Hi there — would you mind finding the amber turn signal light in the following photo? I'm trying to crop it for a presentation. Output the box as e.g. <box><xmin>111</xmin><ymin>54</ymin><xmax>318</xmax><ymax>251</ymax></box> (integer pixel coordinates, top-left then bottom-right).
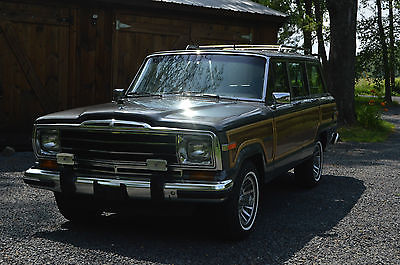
<box><xmin>39</xmin><ymin>159</ymin><xmax>58</xmax><ymax>170</ymax></box>
<box><xmin>187</xmin><ymin>170</ymin><xmax>216</xmax><ymax>181</ymax></box>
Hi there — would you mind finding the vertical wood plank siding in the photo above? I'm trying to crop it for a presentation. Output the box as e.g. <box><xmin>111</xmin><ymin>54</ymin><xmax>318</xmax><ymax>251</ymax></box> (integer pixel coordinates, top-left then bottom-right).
<box><xmin>0</xmin><ymin>1</ymin><xmax>279</xmax><ymax>133</ymax></box>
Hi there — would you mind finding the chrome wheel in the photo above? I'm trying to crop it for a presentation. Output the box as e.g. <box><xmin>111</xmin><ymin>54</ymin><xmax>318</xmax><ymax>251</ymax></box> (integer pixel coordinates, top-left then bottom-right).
<box><xmin>295</xmin><ymin>140</ymin><xmax>324</xmax><ymax>188</ymax></box>
<box><xmin>238</xmin><ymin>171</ymin><xmax>259</xmax><ymax>231</ymax></box>
<box><xmin>312</xmin><ymin>141</ymin><xmax>323</xmax><ymax>182</ymax></box>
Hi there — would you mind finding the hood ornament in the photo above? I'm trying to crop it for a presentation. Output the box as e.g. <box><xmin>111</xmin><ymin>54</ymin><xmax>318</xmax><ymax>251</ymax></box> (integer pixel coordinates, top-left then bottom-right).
<box><xmin>81</xmin><ymin>119</ymin><xmax>151</xmax><ymax>129</ymax></box>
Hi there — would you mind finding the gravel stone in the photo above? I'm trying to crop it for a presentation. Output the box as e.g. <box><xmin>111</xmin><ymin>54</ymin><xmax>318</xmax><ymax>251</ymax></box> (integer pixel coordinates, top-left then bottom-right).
<box><xmin>1</xmin><ymin>107</ymin><xmax>399</xmax><ymax>264</ymax></box>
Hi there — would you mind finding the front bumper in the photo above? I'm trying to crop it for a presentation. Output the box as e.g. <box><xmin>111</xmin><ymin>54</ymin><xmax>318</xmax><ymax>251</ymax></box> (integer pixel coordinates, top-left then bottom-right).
<box><xmin>24</xmin><ymin>168</ymin><xmax>233</xmax><ymax>202</ymax></box>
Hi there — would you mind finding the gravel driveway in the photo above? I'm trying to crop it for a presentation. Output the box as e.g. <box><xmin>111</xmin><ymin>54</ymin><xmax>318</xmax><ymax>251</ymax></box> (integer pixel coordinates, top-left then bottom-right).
<box><xmin>1</xmin><ymin>108</ymin><xmax>399</xmax><ymax>265</ymax></box>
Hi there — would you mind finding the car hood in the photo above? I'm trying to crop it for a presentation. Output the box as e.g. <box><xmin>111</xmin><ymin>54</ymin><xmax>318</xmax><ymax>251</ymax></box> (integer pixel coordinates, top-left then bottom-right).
<box><xmin>36</xmin><ymin>96</ymin><xmax>269</xmax><ymax>131</ymax></box>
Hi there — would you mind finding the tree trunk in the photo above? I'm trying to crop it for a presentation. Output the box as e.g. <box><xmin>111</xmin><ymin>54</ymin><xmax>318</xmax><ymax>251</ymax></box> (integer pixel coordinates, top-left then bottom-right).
<box><xmin>326</xmin><ymin>0</ymin><xmax>358</xmax><ymax>126</ymax></box>
<box><xmin>388</xmin><ymin>0</ymin><xmax>395</xmax><ymax>103</ymax></box>
<box><xmin>303</xmin><ymin>0</ymin><xmax>313</xmax><ymax>54</ymax></box>
<box><xmin>376</xmin><ymin>0</ymin><xmax>391</xmax><ymax>103</ymax></box>
<box><xmin>295</xmin><ymin>0</ymin><xmax>312</xmax><ymax>54</ymax></box>
<box><xmin>314</xmin><ymin>0</ymin><xmax>328</xmax><ymax>69</ymax></box>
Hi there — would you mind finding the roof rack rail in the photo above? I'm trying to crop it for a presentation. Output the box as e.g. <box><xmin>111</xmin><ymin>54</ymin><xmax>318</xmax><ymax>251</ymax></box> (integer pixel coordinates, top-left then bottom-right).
<box><xmin>185</xmin><ymin>44</ymin><xmax>309</xmax><ymax>54</ymax></box>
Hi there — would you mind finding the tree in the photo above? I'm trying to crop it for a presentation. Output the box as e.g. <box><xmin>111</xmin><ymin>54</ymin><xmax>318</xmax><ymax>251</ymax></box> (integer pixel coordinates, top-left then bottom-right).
<box><xmin>253</xmin><ymin>0</ymin><xmax>317</xmax><ymax>50</ymax></box>
<box><xmin>388</xmin><ymin>0</ymin><xmax>395</xmax><ymax>102</ymax></box>
<box><xmin>326</xmin><ymin>0</ymin><xmax>358</xmax><ymax>125</ymax></box>
<box><xmin>313</xmin><ymin>0</ymin><xmax>328</xmax><ymax>69</ymax></box>
<box><xmin>295</xmin><ymin>0</ymin><xmax>314</xmax><ymax>54</ymax></box>
<box><xmin>254</xmin><ymin>0</ymin><xmax>359</xmax><ymax>125</ymax></box>
<box><xmin>357</xmin><ymin>0</ymin><xmax>399</xmax><ymax>94</ymax></box>
<box><xmin>377</xmin><ymin>0</ymin><xmax>392</xmax><ymax>103</ymax></box>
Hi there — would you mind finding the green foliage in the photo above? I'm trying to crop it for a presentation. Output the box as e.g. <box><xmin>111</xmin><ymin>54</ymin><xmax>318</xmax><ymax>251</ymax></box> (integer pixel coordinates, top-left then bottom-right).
<box><xmin>356</xmin><ymin>101</ymin><xmax>383</xmax><ymax>128</ymax></box>
<box><xmin>355</xmin><ymin>78</ymin><xmax>400</xmax><ymax>97</ymax></box>
<box><xmin>355</xmin><ymin>78</ymin><xmax>383</xmax><ymax>96</ymax></box>
<box><xmin>251</xmin><ymin>0</ymin><xmax>326</xmax><ymax>45</ymax></box>
<box><xmin>339</xmin><ymin>96</ymin><xmax>395</xmax><ymax>142</ymax></box>
<box><xmin>394</xmin><ymin>77</ymin><xmax>400</xmax><ymax>94</ymax></box>
<box><xmin>356</xmin><ymin>0</ymin><xmax>400</xmax><ymax>81</ymax></box>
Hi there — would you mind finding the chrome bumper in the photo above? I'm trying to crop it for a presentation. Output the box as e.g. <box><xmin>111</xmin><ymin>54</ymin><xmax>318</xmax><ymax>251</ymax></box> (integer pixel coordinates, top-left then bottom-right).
<box><xmin>24</xmin><ymin>168</ymin><xmax>233</xmax><ymax>202</ymax></box>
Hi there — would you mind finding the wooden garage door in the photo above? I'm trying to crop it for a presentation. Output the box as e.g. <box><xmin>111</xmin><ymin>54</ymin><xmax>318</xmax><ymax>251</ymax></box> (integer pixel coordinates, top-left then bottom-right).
<box><xmin>190</xmin><ymin>22</ymin><xmax>253</xmax><ymax>45</ymax></box>
<box><xmin>0</xmin><ymin>2</ymin><xmax>71</xmax><ymax>131</ymax></box>
<box><xmin>112</xmin><ymin>13</ymin><xmax>190</xmax><ymax>90</ymax></box>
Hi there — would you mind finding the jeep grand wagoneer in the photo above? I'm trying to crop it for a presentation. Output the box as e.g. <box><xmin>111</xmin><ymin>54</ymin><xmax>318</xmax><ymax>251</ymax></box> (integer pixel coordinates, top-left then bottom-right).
<box><xmin>24</xmin><ymin>45</ymin><xmax>338</xmax><ymax>239</ymax></box>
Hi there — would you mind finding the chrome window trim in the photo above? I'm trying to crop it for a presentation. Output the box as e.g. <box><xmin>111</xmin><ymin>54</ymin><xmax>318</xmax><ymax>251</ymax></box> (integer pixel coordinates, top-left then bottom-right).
<box><xmin>33</xmin><ymin>122</ymin><xmax>223</xmax><ymax>171</ymax></box>
<box><xmin>126</xmin><ymin>51</ymin><xmax>270</xmax><ymax>103</ymax></box>
<box><xmin>263</xmin><ymin>57</ymin><xmax>270</xmax><ymax>103</ymax></box>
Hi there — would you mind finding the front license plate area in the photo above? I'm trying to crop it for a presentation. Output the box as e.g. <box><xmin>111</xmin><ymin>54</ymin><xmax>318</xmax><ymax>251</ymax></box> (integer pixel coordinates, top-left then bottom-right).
<box><xmin>94</xmin><ymin>182</ymin><xmax>125</xmax><ymax>200</ymax></box>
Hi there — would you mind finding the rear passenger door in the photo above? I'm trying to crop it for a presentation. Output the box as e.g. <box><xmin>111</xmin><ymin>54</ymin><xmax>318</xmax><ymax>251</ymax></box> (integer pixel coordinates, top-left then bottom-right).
<box><xmin>287</xmin><ymin>61</ymin><xmax>319</xmax><ymax>148</ymax></box>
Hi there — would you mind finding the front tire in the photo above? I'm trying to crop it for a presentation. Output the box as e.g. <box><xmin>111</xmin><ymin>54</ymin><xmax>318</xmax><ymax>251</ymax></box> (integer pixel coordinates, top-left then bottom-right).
<box><xmin>221</xmin><ymin>162</ymin><xmax>260</xmax><ymax>240</ymax></box>
<box><xmin>295</xmin><ymin>140</ymin><xmax>324</xmax><ymax>187</ymax></box>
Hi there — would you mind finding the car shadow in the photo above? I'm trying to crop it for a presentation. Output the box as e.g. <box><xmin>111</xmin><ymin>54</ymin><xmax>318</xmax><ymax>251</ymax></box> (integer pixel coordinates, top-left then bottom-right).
<box><xmin>35</xmin><ymin>173</ymin><xmax>365</xmax><ymax>264</ymax></box>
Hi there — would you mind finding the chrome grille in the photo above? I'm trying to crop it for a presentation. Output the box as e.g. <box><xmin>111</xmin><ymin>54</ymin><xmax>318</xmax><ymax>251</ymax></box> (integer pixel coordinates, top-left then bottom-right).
<box><xmin>74</xmin><ymin>162</ymin><xmax>182</xmax><ymax>180</ymax></box>
<box><xmin>60</xmin><ymin>129</ymin><xmax>178</xmax><ymax>165</ymax></box>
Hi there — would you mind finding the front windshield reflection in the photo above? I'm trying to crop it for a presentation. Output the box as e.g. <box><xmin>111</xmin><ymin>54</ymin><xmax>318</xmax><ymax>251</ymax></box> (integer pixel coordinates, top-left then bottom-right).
<box><xmin>128</xmin><ymin>54</ymin><xmax>266</xmax><ymax>100</ymax></box>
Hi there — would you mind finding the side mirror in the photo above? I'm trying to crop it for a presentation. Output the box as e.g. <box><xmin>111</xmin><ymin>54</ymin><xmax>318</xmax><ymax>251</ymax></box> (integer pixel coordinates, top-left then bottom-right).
<box><xmin>112</xmin><ymin>88</ymin><xmax>125</xmax><ymax>102</ymax></box>
<box><xmin>272</xmin><ymin>92</ymin><xmax>291</xmax><ymax>105</ymax></box>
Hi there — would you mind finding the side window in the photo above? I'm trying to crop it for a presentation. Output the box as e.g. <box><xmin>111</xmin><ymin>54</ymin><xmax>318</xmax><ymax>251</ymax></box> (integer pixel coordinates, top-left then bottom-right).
<box><xmin>288</xmin><ymin>62</ymin><xmax>308</xmax><ymax>99</ymax></box>
<box><xmin>307</xmin><ymin>63</ymin><xmax>325</xmax><ymax>95</ymax></box>
<box><xmin>267</xmin><ymin>61</ymin><xmax>290</xmax><ymax>102</ymax></box>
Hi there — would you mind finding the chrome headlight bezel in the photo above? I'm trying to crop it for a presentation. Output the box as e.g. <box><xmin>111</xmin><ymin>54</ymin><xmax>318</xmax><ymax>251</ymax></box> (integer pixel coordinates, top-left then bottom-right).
<box><xmin>33</xmin><ymin>127</ymin><xmax>61</xmax><ymax>157</ymax></box>
<box><xmin>177</xmin><ymin>133</ymin><xmax>216</xmax><ymax>167</ymax></box>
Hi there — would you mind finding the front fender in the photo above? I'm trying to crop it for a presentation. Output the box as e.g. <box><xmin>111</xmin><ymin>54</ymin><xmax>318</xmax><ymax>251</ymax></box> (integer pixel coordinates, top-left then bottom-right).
<box><xmin>225</xmin><ymin>142</ymin><xmax>267</xmax><ymax>185</ymax></box>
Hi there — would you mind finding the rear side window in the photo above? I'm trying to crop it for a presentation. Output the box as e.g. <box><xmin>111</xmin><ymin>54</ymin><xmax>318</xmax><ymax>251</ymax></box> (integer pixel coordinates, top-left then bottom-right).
<box><xmin>288</xmin><ymin>62</ymin><xmax>308</xmax><ymax>99</ymax></box>
<box><xmin>267</xmin><ymin>61</ymin><xmax>290</xmax><ymax>101</ymax></box>
<box><xmin>307</xmin><ymin>63</ymin><xmax>325</xmax><ymax>95</ymax></box>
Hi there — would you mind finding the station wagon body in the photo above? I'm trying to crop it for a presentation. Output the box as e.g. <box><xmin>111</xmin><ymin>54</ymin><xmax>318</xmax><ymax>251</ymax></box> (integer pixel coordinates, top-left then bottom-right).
<box><xmin>24</xmin><ymin>45</ymin><xmax>338</xmax><ymax>239</ymax></box>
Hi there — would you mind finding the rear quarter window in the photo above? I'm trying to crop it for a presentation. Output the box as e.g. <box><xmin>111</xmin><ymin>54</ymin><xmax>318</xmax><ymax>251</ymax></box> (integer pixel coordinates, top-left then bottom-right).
<box><xmin>307</xmin><ymin>63</ymin><xmax>326</xmax><ymax>95</ymax></box>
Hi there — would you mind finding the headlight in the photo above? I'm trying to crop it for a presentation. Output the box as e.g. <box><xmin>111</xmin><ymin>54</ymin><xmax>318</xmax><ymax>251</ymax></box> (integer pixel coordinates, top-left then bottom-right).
<box><xmin>35</xmin><ymin>128</ymin><xmax>60</xmax><ymax>156</ymax></box>
<box><xmin>177</xmin><ymin>134</ymin><xmax>214</xmax><ymax>166</ymax></box>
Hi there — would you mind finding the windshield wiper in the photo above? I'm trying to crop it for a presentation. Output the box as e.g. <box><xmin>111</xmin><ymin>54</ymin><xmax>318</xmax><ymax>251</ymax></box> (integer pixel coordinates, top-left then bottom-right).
<box><xmin>198</xmin><ymin>93</ymin><xmax>220</xmax><ymax>100</ymax></box>
<box><xmin>163</xmin><ymin>91</ymin><xmax>203</xmax><ymax>97</ymax></box>
<box><xmin>166</xmin><ymin>91</ymin><xmax>222</xmax><ymax>100</ymax></box>
<box><xmin>126</xmin><ymin>92</ymin><xmax>162</xmax><ymax>98</ymax></box>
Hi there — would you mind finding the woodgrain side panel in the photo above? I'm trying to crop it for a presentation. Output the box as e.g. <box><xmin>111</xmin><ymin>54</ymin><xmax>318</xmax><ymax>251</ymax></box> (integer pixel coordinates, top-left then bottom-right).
<box><xmin>226</xmin><ymin>119</ymin><xmax>274</xmax><ymax>168</ymax></box>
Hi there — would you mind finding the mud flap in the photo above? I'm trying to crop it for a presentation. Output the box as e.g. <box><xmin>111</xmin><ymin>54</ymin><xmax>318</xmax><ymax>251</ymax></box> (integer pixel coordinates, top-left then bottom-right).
<box><xmin>59</xmin><ymin>165</ymin><xmax>76</xmax><ymax>194</ymax></box>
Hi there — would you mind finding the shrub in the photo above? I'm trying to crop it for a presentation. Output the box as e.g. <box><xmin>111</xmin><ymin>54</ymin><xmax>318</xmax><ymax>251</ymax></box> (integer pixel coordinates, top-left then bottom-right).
<box><xmin>355</xmin><ymin>78</ymin><xmax>399</xmax><ymax>97</ymax></box>
<box><xmin>356</xmin><ymin>103</ymin><xmax>383</xmax><ymax>129</ymax></box>
<box><xmin>339</xmin><ymin>96</ymin><xmax>395</xmax><ymax>142</ymax></box>
<box><xmin>394</xmin><ymin>77</ymin><xmax>400</xmax><ymax>95</ymax></box>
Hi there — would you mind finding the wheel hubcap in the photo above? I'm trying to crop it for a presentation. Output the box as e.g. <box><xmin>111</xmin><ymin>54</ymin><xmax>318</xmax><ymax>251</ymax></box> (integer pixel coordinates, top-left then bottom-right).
<box><xmin>312</xmin><ymin>142</ymin><xmax>323</xmax><ymax>182</ymax></box>
<box><xmin>238</xmin><ymin>171</ymin><xmax>259</xmax><ymax>230</ymax></box>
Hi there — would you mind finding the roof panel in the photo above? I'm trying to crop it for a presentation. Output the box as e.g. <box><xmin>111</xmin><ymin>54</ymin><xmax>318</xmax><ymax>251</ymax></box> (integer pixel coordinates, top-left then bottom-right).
<box><xmin>152</xmin><ymin>0</ymin><xmax>287</xmax><ymax>17</ymax></box>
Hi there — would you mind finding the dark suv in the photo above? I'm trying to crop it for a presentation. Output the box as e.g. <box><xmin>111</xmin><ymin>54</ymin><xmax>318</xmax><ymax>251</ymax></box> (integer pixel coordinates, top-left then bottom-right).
<box><xmin>24</xmin><ymin>45</ymin><xmax>338</xmax><ymax>239</ymax></box>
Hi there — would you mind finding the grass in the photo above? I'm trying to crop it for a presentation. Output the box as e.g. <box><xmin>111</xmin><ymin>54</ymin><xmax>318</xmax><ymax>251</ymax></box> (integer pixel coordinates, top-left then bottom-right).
<box><xmin>339</xmin><ymin>121</ymin><xmax>394</xmax><ymax>142</ymax></box>
<box><xmin>355</xmin><ymin>77</ymin><xmax>400</xmax><ymax>97</ymax></box>
<box><xmin>338</xmin><ymin>96</ymin><xmax>395</xmax><ymax>143</ymax></box>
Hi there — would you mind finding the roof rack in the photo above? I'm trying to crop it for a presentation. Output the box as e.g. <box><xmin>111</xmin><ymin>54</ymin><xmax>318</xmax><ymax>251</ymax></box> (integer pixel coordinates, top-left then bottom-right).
<box><xmin>186</xmin><ymin>44</ymin><xmax>309</xmax><ymax>54</ymax></box>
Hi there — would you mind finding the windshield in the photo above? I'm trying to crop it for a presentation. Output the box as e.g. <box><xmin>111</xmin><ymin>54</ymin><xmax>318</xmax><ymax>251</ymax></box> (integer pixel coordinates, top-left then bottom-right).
<box><xmin>127</xmin><ymin>54</ymin><xmax>266</xmax><ymax>100</ymax></box>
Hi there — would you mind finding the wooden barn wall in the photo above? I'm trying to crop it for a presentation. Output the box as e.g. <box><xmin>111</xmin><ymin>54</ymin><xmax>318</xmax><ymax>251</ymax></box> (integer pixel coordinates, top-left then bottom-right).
<box><xmin>0</xmin><ymin>1</ymin><xmax>71</xmax><ymax>132</ymax></box>
<box><xmin>0</xmin><ymin>1</ymin><xmax>279</xmax><ymax>134</ymax></box>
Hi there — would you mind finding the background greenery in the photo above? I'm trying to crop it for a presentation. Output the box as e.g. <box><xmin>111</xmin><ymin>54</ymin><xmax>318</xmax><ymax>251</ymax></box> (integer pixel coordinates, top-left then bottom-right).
<box><xmin>339</xmin><ymin>96</ymin><xmax>396</xmax><ymax>142</ymax></box>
